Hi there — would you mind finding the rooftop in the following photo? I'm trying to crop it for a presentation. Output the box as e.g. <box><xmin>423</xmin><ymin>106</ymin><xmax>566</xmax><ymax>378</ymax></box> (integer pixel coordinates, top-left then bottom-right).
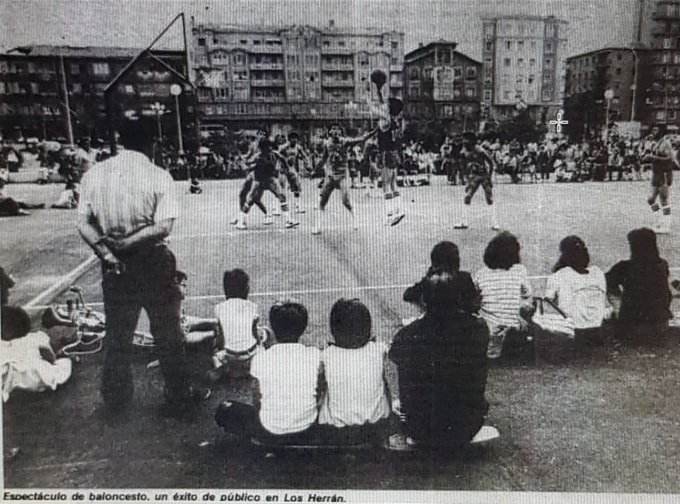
<box><xmin>3</xmin><ymin>45</ymin><xmax>181</xmax><ymax>59</ymax></box>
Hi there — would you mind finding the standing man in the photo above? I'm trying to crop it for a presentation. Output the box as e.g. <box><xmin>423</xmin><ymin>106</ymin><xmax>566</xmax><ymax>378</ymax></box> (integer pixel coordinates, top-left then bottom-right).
<box><xmin>78</xmin><ymin>142</ymin><xmax>209</xmax><ymax>415</ymax></box>
<box><xmin>454</xmin><ymin>132</ymin><xmax>499</xmax><ymax>231</ymax></box>
<box><xmin>643</xmin><ymin>125</ymin><xmax>677</xmax><ymax>234</ymax></box>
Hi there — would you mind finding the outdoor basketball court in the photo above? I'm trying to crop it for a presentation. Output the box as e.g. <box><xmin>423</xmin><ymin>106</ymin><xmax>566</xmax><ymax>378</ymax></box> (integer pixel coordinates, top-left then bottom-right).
<box><xmin>4</xmin><ymin>175</ymin><xmax>680</xmax><ymax>491</ymax></box>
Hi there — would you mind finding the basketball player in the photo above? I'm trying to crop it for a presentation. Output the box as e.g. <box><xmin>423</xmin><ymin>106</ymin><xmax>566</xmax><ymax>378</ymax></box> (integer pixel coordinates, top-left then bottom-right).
<box><xmin>643</xmin><ymin>125</ymin><xmax>677</xmax><ymax>234</ymax></box>
<box><xmin>311</xmin><ymin>124</ymin><xmax>375</xmax><ymax>235</ymax></box>
<box><xmin>454</xmin><ymin>132</ymin><xmax>499</xmax><ymax>231</ymax></box>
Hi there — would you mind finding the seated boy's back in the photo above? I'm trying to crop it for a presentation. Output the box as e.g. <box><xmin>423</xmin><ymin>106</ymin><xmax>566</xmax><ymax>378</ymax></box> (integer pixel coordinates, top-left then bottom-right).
<box><xmin>319</xmin><ymin>299</ymin><xmax>390</xmax><ymax>428</ymax></box>
<box><xmin>215</xmin><ymin>297</ymin><xmax>259</xmax><ymax>353</ymax></box>
<box><xmin>250</xmin><ymin>342</ymin><xmax>321</xmax><ymax>435</ymax></box>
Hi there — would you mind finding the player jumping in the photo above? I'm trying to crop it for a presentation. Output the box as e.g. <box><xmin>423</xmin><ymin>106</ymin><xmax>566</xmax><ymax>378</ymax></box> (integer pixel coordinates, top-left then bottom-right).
<box><xmin>367</xmin><ymin>69</ymin><xmax>405</xmax><ymax>227</ymax></box>
<box><xmin>234</xmin><ymin>138</ymin><xmax>299</xmax><ymax>230</ymax></box>
<box><xmin>454</xmin><ymin>132</ymin><xmax>500</xmax><ymax>231</ymax></box>
<box><xmin>312</xmin><ymin>124</ymin><xmax>375</xmax><ymax>235</ymax></box>
<box><xmin>642</xmin><ymin>125</ymin><xmax>677</xmax><ymax>234</ymax></box>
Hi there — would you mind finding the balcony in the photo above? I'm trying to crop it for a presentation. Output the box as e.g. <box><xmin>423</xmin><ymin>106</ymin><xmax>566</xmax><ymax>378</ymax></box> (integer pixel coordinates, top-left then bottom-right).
<box><xmin>249</xmin><ymin>44</ymin><xmax>284</xmax><ymax>54</ymax></box>
<box><xmin>249</xmin><ymin>62</ymin><xmax>284</xmax><ymax>70</ymax></box>
<box><xmin>321</xmin><ymin>63</ymin><xmax>354</xmax><ymax>71</ymax></box>
<box><xmin>250</xmin><ymin>79</ymin><xmax>285</xmax><ymax>87</ymax></box>
<box><xmin>321</xmin><ymin>80</ymin><xmax>354</xmax><ymax>87</ymax></box>
<box><xmin>321</xmin><ymin>46</ymin><xmax>354</xmax><ymax>55</ymax></box>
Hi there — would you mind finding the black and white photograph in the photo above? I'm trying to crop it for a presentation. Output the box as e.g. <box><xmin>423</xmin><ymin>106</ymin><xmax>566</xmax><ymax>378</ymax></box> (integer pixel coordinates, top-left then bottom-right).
<box><xmin>1</xmin><ymin>0</ymin><xmax>680</xmax><ymax>501</ymax></box>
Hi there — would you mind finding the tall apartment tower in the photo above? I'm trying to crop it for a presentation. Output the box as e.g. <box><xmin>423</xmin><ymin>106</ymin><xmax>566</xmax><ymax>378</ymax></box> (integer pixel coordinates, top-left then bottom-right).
<box><xmin>481</xmin><ymin>15</ymin><xmax>567</xmax><ymax>122</ymax></box>
<box><xmin>635</xmin><ymin>0</ymin><xmax>680</xmax><ymax>126</ymax></box>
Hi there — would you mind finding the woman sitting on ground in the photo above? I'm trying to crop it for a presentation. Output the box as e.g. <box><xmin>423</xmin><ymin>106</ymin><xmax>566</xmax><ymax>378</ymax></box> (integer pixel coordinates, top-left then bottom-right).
<box><xmin>545</xmin><ymin>236</ymin><xmax>608</xmax><ymax>344</ymax></box>
<box><xmin>388</xmin><ymin>256</ymin><xmax>491</xmax><ymax>451</ymax></box>
<box><xmin>605</xmin><ymin>228</ymin><xmax>672</xmax><ymax>343</ymax></box>
<box><xmin>474</xmin><ymin>232</ymin><xmax>533</xmax><ymax>360</ymax></box>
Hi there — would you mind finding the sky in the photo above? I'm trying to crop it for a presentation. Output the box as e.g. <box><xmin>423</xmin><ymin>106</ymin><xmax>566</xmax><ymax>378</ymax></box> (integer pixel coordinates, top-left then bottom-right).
<box><xmin>1</xmin><ymin>0</ymin><xmax>639</xmax><ymax>59</ymax></box>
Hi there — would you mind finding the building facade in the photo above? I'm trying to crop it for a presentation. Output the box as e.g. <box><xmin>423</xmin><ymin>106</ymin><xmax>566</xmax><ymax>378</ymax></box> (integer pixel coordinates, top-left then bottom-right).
<box><xmin>564</xmin><ymin>48</ymin><xmax>640</xmax><ymax>139</ymax></box>
<box><xmin>402</xmin><ymin>41</ymin><xmax>482</xmax><ymax>132</ymax></box>
<box><xmin>190</xmin><ymin>20</ymin><xmax>404</xmax><ymax>133</ymax></box>
<box><xmin>481</xmin><ymin>16</ymin><xmax>567</xmax><ymax>122</ymax></box>
<box><xmin>0</xmin><ymin>45</ymin><xmax>192</xmax><ymax>145</ymax></box>
<box><xmin>635</xmin><ymin>0</ymin><xmax>680</xmax><ymax>128</ymax></box>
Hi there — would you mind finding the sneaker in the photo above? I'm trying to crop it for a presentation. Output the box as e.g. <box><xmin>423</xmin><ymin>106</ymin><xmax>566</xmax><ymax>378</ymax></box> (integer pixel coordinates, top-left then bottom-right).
<box><xmin>264</xmin><ymin>215</ymin><xmax>273</xmax><ymax>225</ymax></box>
<box><xmin>385</xmin><ymin>433</ymin><xmax>417</xmax><ymax>452</ymax></box>
<box><xmin>272</xmin><ymin>209</ymin><xmax>281</xmax><ymax>216</ymax></box>
<box><xmin>285</xmin><ymin>221</ymin><xmax>299</xmax><ymax>229</ymax></box>
<box><xmin>453</xmin><ymin>223</ymin><xmax>469</xmax><ymax>229</ymax></box>
<box><xmin>229</xmin><ymin>217</ymin><xmax>238</xmax><ymax>226</ymax></box>
<box><xmin>311</xmin><ymin>227</ymin><xmax>321</xmax><ymax>235</ymax></box>
<box><xmin>235</xmin><ymin>222</ymin><xmax>247</xmax><ymax>230</ymax></box>
<box><xmin>390</xmin><ymin>212</ymin><xmax>405</xmax><ymax>226</ymax></box>
<box><xmin>295</xmin><ymin>207</ymin><xmax>306</xmax><ymax>214</ymax></box>
<box><xmin>17</xmin><ymin>209</ymin><xmax>30</xmax><ymax>216</ymax></box>
<box><xmin>471</xmin><ymin>426</ymin><xmax>500</xmax><ymax>445</ymax></box>
<box><xmin>653</xmin><ymin>224</ymin><xmax>669</xmax><ymax>235</ymax></box>
<box><xmin>491</xmin><ymin>224</ymin><xmax>501</xmax><ymax>231</ymax></box>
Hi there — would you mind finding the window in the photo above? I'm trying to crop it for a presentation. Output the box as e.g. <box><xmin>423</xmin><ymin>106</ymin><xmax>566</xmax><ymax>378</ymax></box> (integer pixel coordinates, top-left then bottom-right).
<box><xmin>518</xmin><ymin>58</ymin><xmax>524</xmax><ymax>67</ymax></box>
<box><xmin>409</xmin><ymin>66</ymin><xmax>420</xmax><ymax>80</ymax></box>
<box><xmin>424</xmin><ymin>67</ymin><xmax>433</xmax><ymax>80</ymax></box>
<box><xmin>518</xmin><ymin>41</ymin><xmax>524</xmax><ymax>50</ymax></box>
<box><xmin>70</xmin><ymin>63</ymin><xmax>80</xmax><ymax>75</ymax></box>
<box><xmin>530</xmin><ymin>58</ymin><xmax>536</xmax><ymax>67</ymax></box>
<box><xmin>124</xmin><ymin>84</ymin><xmax>134</xmax><ymax>94</ymax></box>
<box><xmin>253</xmin><ymin>40</ymin><xmax>261</xmax><ymax>45</ymax></box>
<box><xmin>483</xmin><ymin>89</ymin><xmax>492</xmax><ymax>101</ymax></box>
<box><xmin>454</xmin><ymin>87</ymin><xmax>462</xmax><ymax>98</ymax></box>
<box><xmin>453</xmin><ymin>66</ymin><xmax>462</xmax><ymax>79</ymax></box>
<box><xmin>531</xmin><ymin>40</ymin><xmax>537</xmax><ymax>49</ymax></box>
<box><xmin>546</xmin><ymin>42</ymin><xmax>553</xmax><ymax>52</ymax></box>
<box><xmin>71</xmin><ymin>83</ymin><xmax>82</xmax><ymax>94</ymax></box>
<box><xmin>465</xmin><ymin>87</ymin><xmax>475</xmax><ymax>98</ymax></box>
<box><xmin>391</xmin><ymin>41</ymin><xmax>398</xmax><ymax>49</ymax></box>
<box><xmin>543</xmin><ymin>89</ymin><xmax>552</xmax><ymax>101</ymax></box>
<box><xmin>198</xmin><ymin>38</ymin><xmax>206</xmax><ymax>46</ymax></box>
<box><xmin>240</xmin><ymin>39</ymin><xmax>247</xmax><ymax>45</ymax></box>
<box><xmin>664</xmin><ymin>38</ymin><xmax>673</xmax><ymax>49</ymax></box>
<box><xmin>92</xmin><ymin>62</ymin><xmax>110</xmax><ymax>76</ymax></box>
<box><xmin>506</xmin><ymin>41</ymin><xmax>512</xmax><ymax>50</ymax></box>
<box><xmin>485</xmin><ymin>41</ymin><xmax>493</xmax><ymax>52</ymax></box>
<box><xmin>503</xmin><ymin>90</ymin><xmax>511</xmax><ymax>99</ymax></box>
<box><xmin>504</xmin><ymin>58</ymin><xmax>511</xmax><ymax>67</ymax></box>
<box><xmin>338</xmin><ymin>41</ymin><xmax>345</xmax><ymax>47</ymax></box>
<box><xmin>234</xmin><ymin>53</ymin><xmax>246</xmax><ymax>65</ymax></box>
<box><xmin>545</xmin><ymin>58</ymin><xmax>552</xmax><ymax>66</ymax></box>
<box><xmin>391</xmin><ymin>57</ymin><xmax>399</xmax><ymax>65</ymax></box>
<box><xmin>484</xmin><ymin>57</ymin><xmax>492</xmax><ymax>67</ymax></box>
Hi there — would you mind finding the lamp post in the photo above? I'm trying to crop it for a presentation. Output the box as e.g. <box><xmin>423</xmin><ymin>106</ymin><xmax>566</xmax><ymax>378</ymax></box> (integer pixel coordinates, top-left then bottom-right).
<box><xmin>58</xmin><ymin>45</ymin><xmax>74</xmax><ymax>146</ymax></box>
<box><xmin>604</xmin><ymin>88</ymin><xmax>614</xmax><ymax>139</ymax></box>
<box><xmin>149</xmin><ymin>101</ymin><xmax>166</xmax><ymax>141</ymax></box>
<box><xmin>170</xmin><ymin>84</ymin><xmax>184</xmax><ymax>154</ymax></box>
<box><xmin>630</xmin><ymin>48</ymin><xmax>638</xmax><ymax>122</ymax></box>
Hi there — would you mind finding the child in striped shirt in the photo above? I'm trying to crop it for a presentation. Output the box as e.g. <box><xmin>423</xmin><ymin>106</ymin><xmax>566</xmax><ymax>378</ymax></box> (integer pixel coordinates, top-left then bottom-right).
<box><xmin>474</xmin><ymin>232</ymin><xmax>533</xmax><ymax>359</ymax></box>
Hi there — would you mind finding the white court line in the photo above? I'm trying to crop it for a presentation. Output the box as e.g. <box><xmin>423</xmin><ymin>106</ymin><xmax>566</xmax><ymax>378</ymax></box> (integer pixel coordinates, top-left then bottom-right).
<box><xmin>25</xmin><ymin>268</ymin><xmax>680</xmax><ymax>311</ymax></box>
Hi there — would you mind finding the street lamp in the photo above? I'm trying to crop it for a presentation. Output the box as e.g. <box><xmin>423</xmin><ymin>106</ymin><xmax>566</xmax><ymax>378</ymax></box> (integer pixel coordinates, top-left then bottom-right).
<box><xmin>149</xmin><ymin>101</ymin><xmax>167</xmax><ymax>141</ymax></box>
<box><xmin>630</xmin><ymin>48</ymin><xmax>638</xmax><ymax>122</ymax></box>
<box><xmin>170</xmin><ymin>84</ymin><xmax>184</xmax><ymax>154</ymax></box>
<box><xmin>604</xmin><ymin>88</ymin><xmax>614</xmax><ymax>139</ymax></box>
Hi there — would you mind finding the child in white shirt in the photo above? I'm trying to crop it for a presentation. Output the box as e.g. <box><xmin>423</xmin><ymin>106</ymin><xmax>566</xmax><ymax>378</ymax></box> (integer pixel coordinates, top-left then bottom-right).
<box><xmin>319</xmin><ymin>299</ymin><xmax>390</xmax><ymax>432</ymax></box>
<box><xmin>212</xmin><ymin>269</ymin><xmax>269</xmax><ymax>379</ymax></box>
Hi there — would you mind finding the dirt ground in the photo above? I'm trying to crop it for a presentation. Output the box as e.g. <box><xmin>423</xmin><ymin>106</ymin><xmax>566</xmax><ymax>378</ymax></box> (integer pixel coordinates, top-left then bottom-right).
<box><xmin>3</xmin><ymin>175</ymin><xmax>680</xmax><ymax>492</ymax></box>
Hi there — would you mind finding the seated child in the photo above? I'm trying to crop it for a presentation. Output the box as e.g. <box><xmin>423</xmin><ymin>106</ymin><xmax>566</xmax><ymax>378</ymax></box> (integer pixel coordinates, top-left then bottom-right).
<box><xmin>1</xmin><ymin>306</ymin><xmax>73</xmax><ymax>402</ymax></box>
<box><xmin>215</xmin><ymin>301</ymin><xmax>322</xmax><ymax>442</ymax></box>
<box><xmin>389</xmin><ymin>270</ymin><xmax>491</xmax><ymax>451</ymax></box>
<box><xmin>318</xmin><ymin>299</ymin><xmax>390</xmax><ymax>439</ymax></box>
<box><xmin>212</xmin><ymin>269</ymin><xmax>269</xmax><ymax>378</ymax></box>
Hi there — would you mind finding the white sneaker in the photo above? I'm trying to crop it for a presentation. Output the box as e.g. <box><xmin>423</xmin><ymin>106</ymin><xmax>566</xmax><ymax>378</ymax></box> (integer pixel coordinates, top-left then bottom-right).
<box><xmin>264</xmin><ymin>215</ymin><xmax>273</xmax><ymax>225</ymax></box>
<box><xmin>272</xmin><ymin>209</ymin><xmax>281</xmax><ymax>216</ymax></box>
<box><xmin>311</xmin><ymin>227</ymin><xmax>321</xmax><ymax>235</ymax></box>
<box><xmin>235</xmin><ymin>222</ymin><xmax>247</xmax><ymax>230</ymax></box>
<box><xmin>491</xmin><ymin>224</ymin><xmax>501</xmax><ymax>231</ymax></box>
<box><xmin>454</xmin><ymin>223</ymin><xmax>469</xmax><ymax>229</ymax></box>
<box><xmin>471</xmin><ymin>426</ymin><xmax>500</xmax><ymax>445</ymax></box>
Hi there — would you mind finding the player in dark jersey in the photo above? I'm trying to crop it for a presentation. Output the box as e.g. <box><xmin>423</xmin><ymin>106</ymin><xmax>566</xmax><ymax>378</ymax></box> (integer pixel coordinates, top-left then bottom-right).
<box><xmin>642</xmin><ymin>125</ymin><xmax>677</xmax><ymax>234</ymax></box>
<box><xmin>368</xmin><ymin>81</ymin><xmax>406</xmax><ymax>226</ymax></box>
<box><xmin>234</xmin><ymin>138</ymin><xmax>299</xmax><ymax>230</ymax></box>
<box><xmin>454</xmin><ymin>132</ymin><xmax>499</xmax><ymax>231</ymax></box>
<box><xmin>312</xmin><ymin>124</ymin><xmax>375</xmax><ymax>235</ymax></box>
